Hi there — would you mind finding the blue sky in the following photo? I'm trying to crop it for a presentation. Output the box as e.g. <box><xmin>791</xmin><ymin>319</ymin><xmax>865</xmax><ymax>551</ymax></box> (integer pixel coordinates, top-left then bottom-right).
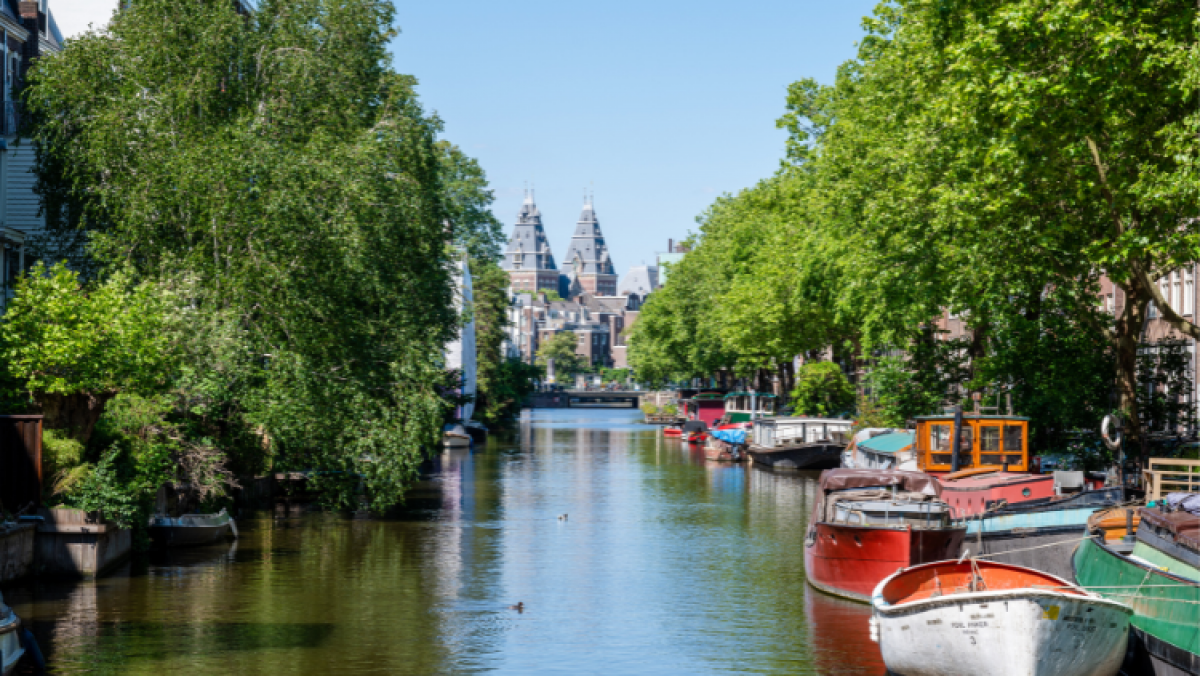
<box><xmin>391</xmin><ymin>0</ymin><xmax>879</xmax><ymax>272</ymax></box>
<box><xmin>69</xmin><ymin>0</ymin><xmax>880</xmax><ymax>274</ymax></box>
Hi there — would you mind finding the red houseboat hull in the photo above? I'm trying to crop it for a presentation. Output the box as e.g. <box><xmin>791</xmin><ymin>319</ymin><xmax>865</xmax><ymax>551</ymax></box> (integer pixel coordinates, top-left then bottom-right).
<box><xmin>804</xmin><ymin>523</ymin><xmax>966</xmax><ymax>602</ymax></box>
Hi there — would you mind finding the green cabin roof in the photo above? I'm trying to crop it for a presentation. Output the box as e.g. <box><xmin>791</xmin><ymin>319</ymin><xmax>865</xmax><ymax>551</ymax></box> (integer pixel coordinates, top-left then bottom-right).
<box><xmin>723</xmin><ymin>392</ymin><xmax>778</xmax><ymax>399</ymax></box>
<box><xmin>858</xmin><ymin>432</ymin><xmax>915</xmax><ymax>455</ymax></box>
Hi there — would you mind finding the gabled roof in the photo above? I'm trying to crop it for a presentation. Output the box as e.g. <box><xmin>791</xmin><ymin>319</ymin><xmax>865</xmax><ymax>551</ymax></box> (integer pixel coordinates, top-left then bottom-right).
<box><xmin>619</xmin><ymin>265</ymin><xmax>657</xmax><ymax>296</ymax></box>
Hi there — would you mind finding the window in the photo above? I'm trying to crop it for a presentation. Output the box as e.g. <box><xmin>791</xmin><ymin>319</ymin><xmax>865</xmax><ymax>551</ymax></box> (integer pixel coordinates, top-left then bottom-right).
<box><xmin>1107</xmin><ymin>294</ymin><xmax>1115</xmax><ymax>313</ymax></box>
<box><xmin>1161</xmin><ymin>278</ymin><xmax>1171</xmax><ymax>313</ymax></box>
<box><xmin>980</xmin><ymin>426</ymin><xmax>1002</xmax><ymax>465</ymax></box>
<box><xmin>1004</xmin><ymin>425</ymin><xmax>1024</xmax><ymax>467</ymax></box>
<box><xmin>1174</xmin><ymin>272</ymin><xmax>1182</xmax><ymax>313</ymax></box>
<box><xmin>930</xmin><ymin>424</ymin><xmax>952</xmax><ymax>465</ymax></box>
<box><xmin>1187</xmin><ymin>270</ymin><xmax>1194</xmax><ymax>317</ymax></box>
<box><xmin>956</xmin><ymin>426</ymin><xmax>974</xmax><ymax>468</ymax></box>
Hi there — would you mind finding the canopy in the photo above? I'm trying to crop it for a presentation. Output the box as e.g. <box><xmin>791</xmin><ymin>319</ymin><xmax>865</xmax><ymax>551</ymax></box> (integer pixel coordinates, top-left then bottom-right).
<box><xmin>816</xmin><ymin>469</ymin><xmax>941</xmax><ymax>497</ymax></box>
<box><xmin>711</xmin><ymin>429</ymin><xmax>747</xmax><ymax>444</ymax></box>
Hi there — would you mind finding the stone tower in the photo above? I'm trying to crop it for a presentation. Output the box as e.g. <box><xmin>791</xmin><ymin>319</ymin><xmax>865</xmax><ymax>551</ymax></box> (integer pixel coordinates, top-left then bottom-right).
<box><xmin>562</xmin><ymin>196</ymin><xmax>617</xmax><ymax>296</ymax></box>
<box><xmin>500</xmin><ymin>191</ymin><xmax>560</xmax><ymax>293</ymax></box>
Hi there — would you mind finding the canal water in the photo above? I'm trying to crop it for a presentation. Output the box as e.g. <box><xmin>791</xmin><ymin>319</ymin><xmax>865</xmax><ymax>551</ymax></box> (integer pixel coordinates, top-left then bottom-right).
<box><xmin>11</xmin><ymin>409</ymin><xmax>886</xmax><ymax>675</ymax></box>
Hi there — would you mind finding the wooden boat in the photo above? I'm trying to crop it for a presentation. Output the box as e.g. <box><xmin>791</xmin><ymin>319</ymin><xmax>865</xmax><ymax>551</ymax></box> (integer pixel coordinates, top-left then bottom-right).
<box><xmin>1088</xmin><ymin>504</ymin><xmax>1142</xmax><ymax>542</ymax></box>
<box><xmin>717</xmin><ymin>391</ymin><xmax>777</xmax><ymax>426</ymax></box>
<box><xmin>148</xmin><ymin>509</ymin><xmax>237</xmax><ymax>547</ymax></box>
<box><xmin>805</xmin><ymin>469</ymin><xmax>966</xmax><ymax>602</ymax></box>
<box><xmin>960</xmin><ymin>486</ymin><xmax>1126</xmax><ymax>580</ymax></box>
<box><xmin>872</xmin><ymin>559</ymin><xmax>1131</xmax><ymax>676</ymax></box>
<box><xmin>0</xmin><ymin>592</ymin><xmax>24</xmax><ymax>676</ymax></box>
<box><xmin>748</xmin><ymin>441</ymin><xmax>843</xmax><ymax>470</ymax></box>
<box><xmin>1074</xmin><ymin>535</ymin><xmax>1200</xmax><ymax>675</ymax></box>
<box><xmin>911</xmin><ymin>411</ymin><xmax>1054</xmax><ymax>516</ymax></box>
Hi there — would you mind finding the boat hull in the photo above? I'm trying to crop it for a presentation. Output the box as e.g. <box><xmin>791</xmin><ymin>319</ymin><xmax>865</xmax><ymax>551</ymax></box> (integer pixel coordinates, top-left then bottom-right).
<box><xmin>748</xmin><ymin>442</ymin><xmax>842</xmax><ymax>470</ymax></box>
<box><xmin>0</xmin><ymin>612</ymin><xmax>23</xmax><ymax>676</ymax></box>
<box><xmin>442</xmin><ymin>433</ymin><xmax>471</xmax><ymax>449</ymax></box>
<box><xmin>804</xmin><ymin>524</ymin><xmax>966</xmax><ymax>602</ymax></box>
<box><xmin>875</xmin><ymin>589</ymin><xmax>1129</xmax><ymax>676</ymax></box>
<box><xmin>964</xmin><ymin>525</ymin><xmax>1085</xmax><ymax>582</ymax></box>
<box><xmin>149</xmin><ymin>511</ymin><xmax>235</xmax><ymax>548</ymax></box>
<box><xmin>1074</xmin><ymin>536</ymin><xmax>1200</xmax><ymax>675</ymax></box>
<box><xmin>938</xmin><ymin>473</ymin><xmax>1055</xmax><ymax>518</ymax></box>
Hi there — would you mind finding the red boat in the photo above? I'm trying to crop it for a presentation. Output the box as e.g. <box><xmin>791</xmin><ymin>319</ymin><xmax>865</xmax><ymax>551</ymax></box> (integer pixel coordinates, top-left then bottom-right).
<box><xmin>804</xmin><ymin>469</ymin><xmax>966</xmax><ymax>602</ymax></box>
<box><xmin>910</xmin><ymin>411</ymin><xmax>1053</xmax><ymax>517</ymax></box>
<box><xmin>687</xmin><ymin>432</ymin><xmax>708</xmax><ymax>445</ymax></box>
<box><xmin>662</xmin><ymin>427</ymin><xmax>682</xmax><ymax>437</ymax></box>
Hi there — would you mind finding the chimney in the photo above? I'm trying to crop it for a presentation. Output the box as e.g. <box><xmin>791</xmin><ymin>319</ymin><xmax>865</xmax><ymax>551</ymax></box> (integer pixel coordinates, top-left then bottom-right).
<box><xmin>18</xmin><ymin>2</ymin><xmax>36</xmax><ymax>19</ymax></box>
<box><xmin>668</xmin><ymin>238</ymin><xmax>673</xmax><ymax>254</ymax></box>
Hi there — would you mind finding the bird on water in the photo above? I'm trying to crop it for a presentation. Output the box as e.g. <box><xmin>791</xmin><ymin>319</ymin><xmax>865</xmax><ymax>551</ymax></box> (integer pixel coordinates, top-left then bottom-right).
<box><xmin>558</xmin><ymin>514</ymin><xmax>568</xmax><ymax>521</ymax></box>
<box><xmin>509</xmin><ymin>602</ymin><xmax>524</xmax><ymax>612</ymax></box>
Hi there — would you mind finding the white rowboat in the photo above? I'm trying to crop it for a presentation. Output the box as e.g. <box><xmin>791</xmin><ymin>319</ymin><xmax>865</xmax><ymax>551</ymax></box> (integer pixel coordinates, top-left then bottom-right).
<box><xmin>871</xmin><ymin>559</ymin><xmax>1131</xmax><ymax>676</ymax></box>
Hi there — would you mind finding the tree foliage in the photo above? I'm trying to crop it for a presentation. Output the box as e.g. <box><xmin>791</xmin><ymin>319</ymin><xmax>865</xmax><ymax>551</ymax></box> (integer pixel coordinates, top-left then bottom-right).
<box><xmin>21</xmin><ymin>0</ymin><xmax>486</xmax><ymax>509</ymax></box>
<box><xmin>537</xmin><ymin>332</ymin><xmax>585</xmax><ymax>378</ymax></box>
<box><xmin>790</xmin><ymin>362</ymin><xmax>854</xmax><ymax>418</ymax></box>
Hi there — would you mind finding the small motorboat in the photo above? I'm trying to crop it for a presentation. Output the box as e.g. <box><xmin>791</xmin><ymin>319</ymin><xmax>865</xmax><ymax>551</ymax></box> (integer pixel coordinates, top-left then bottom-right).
<box><xmin>872</xmin><ymin>559</ymin><xmax>1132</xmax><ymax>676</ymax></box>
<box><xmin>705</xmin><ymin>428</ymin><xmax>746</xmax><ymax>462</ymax></box>
<box><xmin>443</xmin><ymin>423</ymin><xmax>472</xmax><ymax>449</ymax></box>
<box><xmin>663</xmin><ymin>427</ymin><xmax>683</xmax><ymax>438</ymax></box>
<box><xmin>148</xmin><ymin>508</ymin><xmax>238</xmax><ymax>547</ymax></box>
<box><xmin>0</xmin><ymin>591</ymin><xmax>25</xmax><ymax>675</ymax></box>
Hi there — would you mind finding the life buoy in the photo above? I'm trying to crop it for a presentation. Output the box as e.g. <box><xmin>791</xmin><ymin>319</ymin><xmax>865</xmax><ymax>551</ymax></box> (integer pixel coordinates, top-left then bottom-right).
<box><xmin>1101</xmin><ymin>414</ymin><xmax>1122</xmax><ymax>450</ymax></box>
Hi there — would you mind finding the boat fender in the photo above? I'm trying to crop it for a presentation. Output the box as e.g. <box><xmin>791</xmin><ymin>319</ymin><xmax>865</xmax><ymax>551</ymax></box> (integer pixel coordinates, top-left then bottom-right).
<box><xmin>1101</xmin><ymin>414</ymin><xmax>1122</xmax><ymax>450</ymax></box>
<box><xmin>20</xmin><ymin>627</ymin><xmax>45</xmax><ymax>672</ymax></box>
<box><xmin>868</xmin><ymin>616</ymin><xmax>879</xmax><ymax>643</ymax></box>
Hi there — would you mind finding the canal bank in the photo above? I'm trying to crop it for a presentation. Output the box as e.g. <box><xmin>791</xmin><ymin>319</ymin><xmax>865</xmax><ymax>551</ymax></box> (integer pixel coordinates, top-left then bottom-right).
<box><xmin>7</xmin><ymin>409</ymin><xmax>884</xmax><ymax>675</ymax></box>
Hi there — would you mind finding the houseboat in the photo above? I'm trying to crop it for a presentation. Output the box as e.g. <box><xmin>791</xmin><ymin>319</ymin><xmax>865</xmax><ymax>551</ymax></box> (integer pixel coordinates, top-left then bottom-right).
<box><xmin>911</xmin><ymin>410</ymin><xmax>1054</xmax><ymax>517</ymax></box>
<box><xmin>715</xmin><ymin>392</ymin><xmax>777</xmax><ymax>427</ymax></box>
<box><xmin>804</xmin><ymin>469</ymin><xmax>966</xmax><ymax>602</ymax></box>
<box><xmin>872</xmin><ymin>559</ymin><xmax>1131</xmax><ymax>676</ymax></box>
<box><xmin>747</xmin><ymin>417</ymin><xmax>853</xmax><ymax>470</ymax></box>
<box><xmin>681</xmin><ymin>392</ymin><xmax>726</xmax><ymax>429</ymax></box>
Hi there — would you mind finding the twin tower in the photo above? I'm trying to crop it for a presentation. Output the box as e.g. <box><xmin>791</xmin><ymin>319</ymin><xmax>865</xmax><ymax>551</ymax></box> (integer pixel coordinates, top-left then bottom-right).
<box><xmin>500</xmin><ymin>192</ymin><xmax>618</xmax><ymax>297</ymax></box>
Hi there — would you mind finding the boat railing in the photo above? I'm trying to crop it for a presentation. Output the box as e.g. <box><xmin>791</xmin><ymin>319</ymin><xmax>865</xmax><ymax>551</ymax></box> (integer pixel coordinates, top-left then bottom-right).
<box><xmin>1144</xmin><ymin>457</ymin><xmax>1200</xmax><ymax>501</ymax></box>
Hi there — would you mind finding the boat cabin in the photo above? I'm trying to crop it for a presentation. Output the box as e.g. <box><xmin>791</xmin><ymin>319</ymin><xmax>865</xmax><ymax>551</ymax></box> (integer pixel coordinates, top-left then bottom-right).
<box><xmin>683</xmin><ymin>392</ymin><xmax>727</xmax><ymax>428</ymax></box>
<box><xmin>753</xmin><ymin>417</ymin><xmax>853</xmax><ymax>448</ymax></box>
<box><xmin>721</xmin><ymin>392</ymin><xmax>777</xmax><ymax>424</ymax></box>
<box><xmin>914</xmin><ymin>414</ymin><xmax>1030</xmax><ymax>474</ymax></box>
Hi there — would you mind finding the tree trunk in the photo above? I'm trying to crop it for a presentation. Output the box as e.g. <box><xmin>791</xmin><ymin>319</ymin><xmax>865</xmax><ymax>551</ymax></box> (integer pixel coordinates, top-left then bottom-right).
<box><xmin>36</xmin><ymin>392</ymin><xmax>115</xmax><ymax>445</ymax></box>
<box><xmin>1114</xmin><ymin>283</ymin><xmax>1148</xmax><ymax>465</ymax></box>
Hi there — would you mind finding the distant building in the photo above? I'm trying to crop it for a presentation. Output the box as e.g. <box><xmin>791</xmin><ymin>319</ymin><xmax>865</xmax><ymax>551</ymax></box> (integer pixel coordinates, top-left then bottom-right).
<box><xmin>561</xmin><ymin>196</ymin><xmax>617</xmax><ymax>296</ymax></box>
<box><xmin>619</xmin><ymin>265</ymin><xmax>657</xmax><ymax>297</ymax></box>
<box><xmin>500</xmin><ymin>192</ymin><xmax>561</xmax><ymax>294</ymax></box>
<box><xmin>656</xmin><ymin>238</ymin><xmax>688</xmax><ymax>288</ymax></box>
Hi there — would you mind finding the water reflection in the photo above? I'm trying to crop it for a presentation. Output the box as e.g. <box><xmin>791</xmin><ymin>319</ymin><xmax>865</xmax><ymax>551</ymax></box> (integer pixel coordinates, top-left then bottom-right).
<box><xmin>9</xmin><ymin>409</ymin><xmax>884</xmax><ymax>675</ymax></box>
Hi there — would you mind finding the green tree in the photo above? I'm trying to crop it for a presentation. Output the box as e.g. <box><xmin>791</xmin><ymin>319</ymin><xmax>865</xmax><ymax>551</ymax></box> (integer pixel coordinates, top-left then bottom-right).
<box><xmin>23</xmin><ymin>0</ymin><xmax>467</xmax><ymax>509</ymax></box>
<box><xmin>537</xmin><ymin>332</ymin><xmax>585</xmax><ymax>378</ymax></box>
<box><xmin>0</xmin><ymin>263</ymin><xmax>176</xmax><ymax>442</ymax></box>
<box><xmin>790</xmin><ymin>362</ymin><xmax>854</xmax><ymax>418</ymax></box>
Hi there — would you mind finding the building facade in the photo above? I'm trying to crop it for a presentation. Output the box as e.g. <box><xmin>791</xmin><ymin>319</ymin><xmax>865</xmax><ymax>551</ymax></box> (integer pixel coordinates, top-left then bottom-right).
<box><xmin>0</xmin><ymin>0</ymin><xmax>62</xmax><ymax>312</ymax></box>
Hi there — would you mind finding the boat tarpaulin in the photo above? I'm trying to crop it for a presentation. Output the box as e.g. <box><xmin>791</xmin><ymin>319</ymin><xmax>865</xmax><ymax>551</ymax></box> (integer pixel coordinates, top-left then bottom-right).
<box><xmin>857</xmin><ymin>432</ymin><xmax>915</xmax><ymax>454</ymax></box>
<box><xmin>817</xmin><ymin>469</ymin><xmax>941</xmax><ymax>497</ymax></box>
<box><xmin>711</xmin><ymin>429</ymin><xmax>746</xmax><ymax>445</ymax></box>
